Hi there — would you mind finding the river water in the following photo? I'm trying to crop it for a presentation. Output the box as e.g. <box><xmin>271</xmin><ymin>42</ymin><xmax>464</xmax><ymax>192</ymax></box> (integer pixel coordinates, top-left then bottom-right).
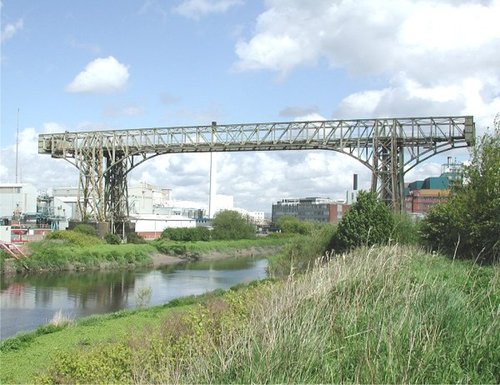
<box><xmin>0</xmin><ymin>257</ymin><xmax>268</xmax><ymax>340</ymax></box>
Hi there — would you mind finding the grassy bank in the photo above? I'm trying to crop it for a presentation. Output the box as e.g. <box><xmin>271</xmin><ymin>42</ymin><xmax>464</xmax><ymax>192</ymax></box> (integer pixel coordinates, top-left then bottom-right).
<box><xmin>1</xmin><ymin>245</ymin><xmax>498</xmax><ymax>383</ymax></box>
<box><xmin>18</xmin><ymin>242</ymin><xmax>156</xmax><ymax>272</ymax></box>
<box><xmin>152</xmin><ymin>235</ymin><xmax>288</xmax><ymax>257</ymax></box>
<box><xmin>3</xmin><ymin>235</ymin><xmax>288</xmax><ymax>273</ymax></box>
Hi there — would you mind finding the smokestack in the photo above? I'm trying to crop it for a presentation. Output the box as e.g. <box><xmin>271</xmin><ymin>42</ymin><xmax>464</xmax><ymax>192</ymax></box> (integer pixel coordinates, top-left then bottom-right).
<box><xmin>353</xmin><ymin>173</ymin><xmax>358</xmax><ymax>191</ymax></box>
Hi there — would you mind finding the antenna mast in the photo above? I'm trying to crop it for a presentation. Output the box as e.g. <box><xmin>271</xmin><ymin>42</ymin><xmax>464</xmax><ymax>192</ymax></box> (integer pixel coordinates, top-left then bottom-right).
<box><xmin>15</xmin><ymin>108</ymin><xmax>20</xmax><ymax>183</ymax></box>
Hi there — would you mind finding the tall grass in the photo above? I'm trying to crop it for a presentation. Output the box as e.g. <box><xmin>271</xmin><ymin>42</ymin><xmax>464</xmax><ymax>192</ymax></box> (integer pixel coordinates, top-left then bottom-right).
<box><xmin>268</xmin><ymin>224</ymin><xmax>336</xmax><ymax>277</ymax></box>
<box><xmin>37</xmin><ymin>245</ymin><xmax>499</xmax><ymax>383</ymax></box>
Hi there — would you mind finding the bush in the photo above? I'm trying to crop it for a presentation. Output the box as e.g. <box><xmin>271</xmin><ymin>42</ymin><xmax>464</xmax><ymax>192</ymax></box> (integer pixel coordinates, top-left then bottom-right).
<box><xmin>104</xmin><ymin>233</ymin><xmax>121</xmax><ymax>244</ymax></box>
<box><xmin>45</xmin><ymin>230</ymin><xmax>103</xmax><ymax>247</ymax></box>
<box><xmin>73</xmin><ymin>223</ymin><xmax>98</xmax><ymax>237</ymax></box>
<box><xmin>162</xmin><ymin>227</ymin><xmax>211</xmax><ymax>242</ymax></box>
<box><xmin>391</xmin><ymin>212</ymin><xmax>420</xmax><ymax>245</ymax></box>
<box><xmin>126</xmin><ymin>232</ymin><xmax>146</xmax><ymax>244</ymax></box>
<box><xmin>276</xmin><ymin>216</ymin><xmax>315</xmax><ymax>235</ymax></box>
<box><xmin>212</xmin><ymin>210</ymin><xmax>255</xmax><ymax>240</ymax></box>
<box><xmin>329</xmin><ymin>191</ymin><xmax>394</xmax><ymax>253</ymax></box>
<box><xmin>420</xmin><ymin>122</ymin><xmax>499</xmax><ymax>263</ymax></box>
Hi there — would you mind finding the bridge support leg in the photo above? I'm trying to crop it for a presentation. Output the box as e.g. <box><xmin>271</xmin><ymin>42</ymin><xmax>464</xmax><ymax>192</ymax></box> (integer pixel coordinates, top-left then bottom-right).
<box><xmin>76</xmin><ymin>151</ymin><xmax>106</xmax><ymax>223</ymax></box>
<box><xmin>371</xmin><ymin>122</ymin><xmax>405</xmax><ymax>211</ymax></box>
<box><xmin>105</xmin><ymin>156</ymin><xmax>129</xmax><ymax>236</ymax></box>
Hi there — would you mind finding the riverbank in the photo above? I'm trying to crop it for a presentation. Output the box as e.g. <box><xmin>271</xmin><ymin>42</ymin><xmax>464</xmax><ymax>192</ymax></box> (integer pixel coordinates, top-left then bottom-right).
<box><xmin>0</xmin><ymin>237</ymin><xmax>287</xmax><ymax>274</ymax></box>
<box><xmin>150</xmin><ymin>245</ymin><xmax>282</xmax><ymax>268</ymax></box>
<box><xmin>2</xmin><ymin>245</ymin><xmax>498</xmax><ymax>384</ymax></box>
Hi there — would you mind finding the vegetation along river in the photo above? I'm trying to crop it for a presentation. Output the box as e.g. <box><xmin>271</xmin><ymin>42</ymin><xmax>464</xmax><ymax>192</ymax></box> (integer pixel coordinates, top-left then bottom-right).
<box><xmin>0</xmin><ymin>257</ymin><xmax>268</xmax><ymax>339</ymax></box>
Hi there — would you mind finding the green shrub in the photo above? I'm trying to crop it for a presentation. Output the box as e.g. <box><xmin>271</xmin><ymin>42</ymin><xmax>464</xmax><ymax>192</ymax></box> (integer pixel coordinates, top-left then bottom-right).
<box><xmin>329</xmin><ymin>191</ymin><xmax>394</xmax><ymax>253</ymax></box>
<box><xmin>276</xmin><ymin>216</ymin><xmax>315</xmax><ymax>235</ymax></box>
<box><xmin>38</xmin><ymin>344</ymin><xmax>133</xmax><ymax>384</ymax></box>
<box><xmin>104</xmin><ymin>233</ymin><xmax>121</xmax><ymax>244</ymax></box>
<box><xmin>45</xmin><ymin>230</ymin><xmax>103</xmax><ymax>247</ymax></box>
<box><xmin>126</xmin><ymin>232</ymin><xmax>146</xmax><ymax>244</ymax></box>
<box><xmin>153</xmin><ymin>240</ymin><xmax>188</xmax><ymax>255</ymax></box>
<box><xmin>420</xmin><ymin>124</ymin><xmax>499</xmax><ymax>263</ymax></box>
<box><xmin>391</xmin><ymin>212</ymin><xmax>420</xmax><ymax>245</ymax></box>
<box><xmin>212</xmin><ymin>210</ymin><xmax>255</xmax><ymax>240</ymax></box>
<box><xmin>73</xmin><ymin>223</ymin><xmax>98</xmax><ymax>237</ymax></box>
<box><xmin>162</xmin><ymin>227</ymin><xmax>211</xmax><ymax>241</ymax></box>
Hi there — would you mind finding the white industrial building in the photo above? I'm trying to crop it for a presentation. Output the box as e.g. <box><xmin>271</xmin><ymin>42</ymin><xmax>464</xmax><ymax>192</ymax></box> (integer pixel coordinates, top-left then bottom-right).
<box><xmin>52</xmin><ymin>187</ymin><xmax>79</xmax><ymax>220</ymax></box>
<box><xmin>132</xmin><ymin>214</ymin><xmax>196</xmax><ymax>240</ymax></box>
<box><xmin>0</xmin><ymin>183</ymin><xmax>37</xmax><ymax>219</ymax></box>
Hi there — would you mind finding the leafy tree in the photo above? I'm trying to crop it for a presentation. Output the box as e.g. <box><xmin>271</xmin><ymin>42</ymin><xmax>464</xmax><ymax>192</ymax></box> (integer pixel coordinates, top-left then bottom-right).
<box><xmin>211</xmin><ymin>210</ymin><xmax>255</xmax><ymax>240</ymax></box>
<box><xmin>329</xmin><ymin>191</ymin><xmax>394</xmax><ymax>253</ymax></box>
<box><xmin>420</xmin><ymin>120</ymin><xmax>500</xmax><ymax>263</ymax></box>
<box><xmin>277</xmin><ymin>216</ymin><xmax>314</xmax><ymax>235</ymax></box>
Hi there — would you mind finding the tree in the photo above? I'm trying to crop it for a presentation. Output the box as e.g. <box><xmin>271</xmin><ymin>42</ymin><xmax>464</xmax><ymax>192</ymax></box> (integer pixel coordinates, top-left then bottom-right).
<box><xmin>277</xmin><ymin>216</ymin><xmax>314</xmax><ymax>235</ymax></box>
<box><xmin>211</xmin><ymin>210</ymin><xmax>255</xmax><ymax>240</ymax></box>
<box><xmin>420</xmin><ymin>118</ymin><xmax>500</xmax><ymax>263</ymax></box>
<box><xmin>329</xmin><ymin>191</ymin><xmax>394</xmax><ymax>253</ymax></box>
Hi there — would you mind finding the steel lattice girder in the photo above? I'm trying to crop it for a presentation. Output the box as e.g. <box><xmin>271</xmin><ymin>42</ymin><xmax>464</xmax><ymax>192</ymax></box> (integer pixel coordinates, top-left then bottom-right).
<box><xmin>38</xmin><ymin>116</ymin><xmax>475</xmax><ymax>222</ymax></box>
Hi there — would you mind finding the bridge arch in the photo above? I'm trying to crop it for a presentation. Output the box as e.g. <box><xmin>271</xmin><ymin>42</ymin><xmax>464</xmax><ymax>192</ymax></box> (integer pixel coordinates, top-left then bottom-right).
<box><xmin>38</xmin><ymin>116</ymin><xmax>474</xmax><ymax>232</ymax></box>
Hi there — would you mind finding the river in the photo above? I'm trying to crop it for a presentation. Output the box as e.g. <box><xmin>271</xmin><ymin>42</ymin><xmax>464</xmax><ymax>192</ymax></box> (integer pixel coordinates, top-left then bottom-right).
<box><xmin>0</xmin><ymin>257</ymin><xmax>268</xmax><ymax>340</ymax></box>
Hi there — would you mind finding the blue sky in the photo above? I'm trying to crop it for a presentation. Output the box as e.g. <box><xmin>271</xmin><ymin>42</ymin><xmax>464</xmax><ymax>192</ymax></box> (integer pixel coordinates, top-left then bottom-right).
<box><xmin>1</xmin><ymin>0</ymin><xmax>499</xmax><ymax>212</ymax></box>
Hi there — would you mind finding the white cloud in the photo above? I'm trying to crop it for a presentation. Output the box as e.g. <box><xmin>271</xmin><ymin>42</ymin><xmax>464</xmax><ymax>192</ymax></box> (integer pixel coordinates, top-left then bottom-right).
<box><xmin>1</xmin><ymin>18</ymin><xmax>23</xmax><ymax>43</ymax></box>
<box><xmin>66</xmin><ymin>56</ymin><xmax>129</xmax><ymax>94</ymax></box>
<box><xmin>293</xmin><ymin>113</ymin><xmax>326</xmax><ymax>121</ymax></box>
<box><xmin>236</xmin><ymin>0</ymin><xmax>500</xmax><ymax>79</ymax></box>
<box><xmin>0</xmin><ymin>125</ymin><xmax>77</xmax><ymax>188</ymax></box>
<box><xmin>236</xmin><ymin>0</ymin><xmax>500</xmax><ymax>126</ymax></box>
<box><xmin>174</xmin><ymin>0</ymin><xmax>243</xmax><ymax>20</ymax></box>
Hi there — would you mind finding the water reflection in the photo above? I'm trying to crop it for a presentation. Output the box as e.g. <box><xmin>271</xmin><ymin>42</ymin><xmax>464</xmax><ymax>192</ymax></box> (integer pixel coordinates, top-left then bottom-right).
<box><xmin>0</xmin><ymin>257</ymin><xmax>267</xmax><ymax>340</ymax></box>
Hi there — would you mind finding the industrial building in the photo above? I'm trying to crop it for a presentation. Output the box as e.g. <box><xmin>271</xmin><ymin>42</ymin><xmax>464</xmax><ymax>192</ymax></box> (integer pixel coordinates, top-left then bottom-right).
<box><xmin>272</xmin><ymin>197</ymin><xmax>350</xmax><ymax>225</ymax></box>
<box><xmin>132</xmin><ymin>214</ymin><xmax>196</xmax><ymax>240</ymax></box>
<box><xmin>0</xmin><ymin>183</ymin><xmax>37</xmax><ymax>220</ymax></box>
<box><xmin>0</xmin><ymin>183</ymin><xmax>71</xmax><ymax>242</ymax></box>
<box><xmin>404</xmin><ymin>158</ymin><xmax>463</xmax><ymax>215</ymax></box>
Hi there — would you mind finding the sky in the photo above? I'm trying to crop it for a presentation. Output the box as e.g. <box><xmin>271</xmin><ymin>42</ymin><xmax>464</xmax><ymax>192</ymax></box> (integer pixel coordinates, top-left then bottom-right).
<box><xmin>1</xmin><ymin>0</ymin><xmax>499</xmax><ymax>213</ymax></box>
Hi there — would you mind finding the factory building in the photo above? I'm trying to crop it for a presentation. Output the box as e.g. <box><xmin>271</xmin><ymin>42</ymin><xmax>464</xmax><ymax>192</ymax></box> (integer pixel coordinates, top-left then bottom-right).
<box><xmin>133</xmin><ymin>214</ymin><xmax>196</xmax><ymax>240</ymax></box>
<box><xmin>0</xmin><ymin>183</ymin><xmax>37</xmax><ymax>220</ymax></box>
<box><xmin>404</xmin><ymin>158</ymin><xmax>463</xmax><ymax>215</ymax></box>
<box><xmin>272</xmin><ymin>197</ymin><xmax>350</xmax><ymax>225</ymax></box>
<box><xmin>52</xmin><ymin>187</ymin><xmax>80</xmax><ymax>220</ymax></box>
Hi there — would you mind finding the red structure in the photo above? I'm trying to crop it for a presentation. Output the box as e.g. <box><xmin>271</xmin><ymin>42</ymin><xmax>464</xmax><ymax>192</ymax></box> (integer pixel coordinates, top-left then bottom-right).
<box><xmin>405</xmin><ymin>189</ymin><xmax>450</xmax><ymax>214</ymax></box>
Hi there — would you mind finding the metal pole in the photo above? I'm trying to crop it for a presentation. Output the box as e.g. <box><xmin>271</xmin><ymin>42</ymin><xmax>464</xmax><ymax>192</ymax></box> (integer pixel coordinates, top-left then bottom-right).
<box><xmin>15</xmin><ymin>108</ymin><xmax>19</xmax><ymax>183</ymax></box>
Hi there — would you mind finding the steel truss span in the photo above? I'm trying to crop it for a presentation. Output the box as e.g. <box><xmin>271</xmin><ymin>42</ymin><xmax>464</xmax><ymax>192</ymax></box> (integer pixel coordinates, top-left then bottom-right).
<box><xmin>38</xmin><ymin>116</ymin><xmax>475</xmax><ymax>230</ymax></box>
